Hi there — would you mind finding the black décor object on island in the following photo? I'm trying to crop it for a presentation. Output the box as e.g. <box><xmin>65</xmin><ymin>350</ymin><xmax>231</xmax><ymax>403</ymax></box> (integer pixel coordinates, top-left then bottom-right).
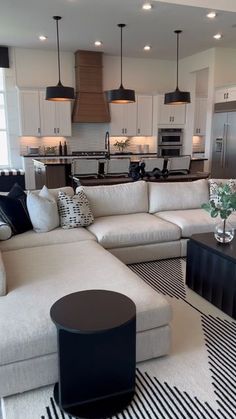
<box><xmin>106</xmin><ymin>24</ymin><xmax>135</xmax><ymax>104</ymax></box>
<box><xmin>46</xmin><ymin>17</ymin><xmax>74</xmax><ymax>101</ymax></box>
<box><xmin>50</xmin><ymin>290</ymin><xmax>136</xmax><ymax>419</ymax></box>
<box><xmin>58</xmin><ymin>141</ymin><xmax>62</xmax><ymax>156</ymax></box>
<box><xmin>63</xmin><ymin>141</ymin><xmax>67</xmax><ymax>156</ymax></box>
<box><xmin>164</xmin><ymin>30</ymin><xmax>191</xmax><ymax>105</ymax></box>
<box><xmin>186</xmin><ymin>233</ymin><xmax>236</xmax><ymax>319</ymax></box>
<box><xmin>0</xmin><ymin>183</ymin><xmax>32</xmax><ymax>235</ymax></box>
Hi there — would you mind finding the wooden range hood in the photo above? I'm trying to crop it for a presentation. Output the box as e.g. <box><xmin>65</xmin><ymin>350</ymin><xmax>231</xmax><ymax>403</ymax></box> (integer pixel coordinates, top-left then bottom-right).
<box><xmin>72</xmin><ymin>50</ymin><xmax>110</xmax><ymax>123</ymax></box>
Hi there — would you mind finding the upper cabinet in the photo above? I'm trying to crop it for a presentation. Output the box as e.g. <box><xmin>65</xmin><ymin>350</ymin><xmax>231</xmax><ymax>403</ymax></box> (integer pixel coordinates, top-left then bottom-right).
<box><xmin>109</xmin><ymin>102</ymin><xmax>137</xmax><ymax>136</ymax></box>
<box><xmin>109</xmin><ymin>94</ymin><xmax>153</xmax><ymax>136</ymax></box>
<box><xmin>18</xmin><ymin>90</ymin><xmax>41</xmax><ymax>136</ymax></box>
<box><xmin>158</xmin><ymin>95</ymin><xmax>186</xmax><ymax>126</ymax></box>
<box><xmin>215</xmin><ymin>87</ymin><xmax>236</xmax><ymax>103</ymax></box>
<box><xmin>18</xmin><ymin>89</ymin><xmax>72</xmax><ymax>137</ymax></box>
<box><xmin>137</xmin><ymin>95</ymin><xmax>153</xmax><ymax>136</ymax></box>
<box><xmin>194</xmin><ymin>97</ymin><xmax>207</xmax><ymax>136</ymax></box>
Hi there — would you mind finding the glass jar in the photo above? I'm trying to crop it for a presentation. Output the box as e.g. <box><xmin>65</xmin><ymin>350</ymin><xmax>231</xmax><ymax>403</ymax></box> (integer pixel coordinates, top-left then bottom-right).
<box><xmin>214</xmin><ymin>219</ymin><xmax>234</xmax><ymax>244</ymax></box>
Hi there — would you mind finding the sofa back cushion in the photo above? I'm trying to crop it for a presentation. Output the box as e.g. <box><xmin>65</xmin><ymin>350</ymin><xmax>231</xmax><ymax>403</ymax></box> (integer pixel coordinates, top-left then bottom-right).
<box><xmin>0</xmin><ymin>251</ymin><xmax>6</xmax><ymax>295</ymax></box>
<box><xmin>32</xmin><ymin>186</ymin><xmax>74</xmax><ymax>199</ymax></box>
<box><xmin>148</xmin><ymin>179</ymin><xmax>209</xmax><ymax>213</ymax></box>
<box><xmin>76</xmin><ymin>181</ymin><xmax>148</xmax><ymax>218</ymax></box>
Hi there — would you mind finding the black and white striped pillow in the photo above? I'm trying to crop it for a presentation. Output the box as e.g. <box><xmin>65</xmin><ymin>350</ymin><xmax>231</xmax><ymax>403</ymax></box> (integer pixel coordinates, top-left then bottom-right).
<box><xmin>57</xmin><ymin>191</ymin><xmax>94</xmax><ymax>229</ymax></box>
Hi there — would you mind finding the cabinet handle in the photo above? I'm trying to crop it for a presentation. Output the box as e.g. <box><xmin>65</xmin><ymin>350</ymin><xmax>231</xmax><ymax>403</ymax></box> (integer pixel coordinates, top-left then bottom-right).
<box><xmin>169</xmin><ymin>116</ymin><xmax>171</xmax><ymax>122</ymax></box>
<box><xmin>38</xmin><ymin>128</ymin><xmax>41</xmax><ymax>134</ymax></box>
<box><xmin>122</xmin><ymin>128</ymin><xmax>124</xmax><ymax>134</ymax></box>
<box><xmin>57</xmin><ymin>128</ymin><xmax>60</xmax><ymax>134</ymax></box>
<box><xmin>227</xmin><ymin>92</ymin><xmax>229</xmax><ymax>99</ymax></box>
<box><xmin>37</xmin><ymin>168</ymin><xmax>41</xmax><ymax>174</ymax></box>
<box><xmin>224</xmin><ymin>93</ymin><xmax>226</xmax><ymax>99</ymax></box>
<box><xmin>138</xmin><ymin>128</ymin><xmax>140</xmax><ymax>134</ymax></box>
<box><xmin>173</xmin><ymin>117</ymin><xmax>174</xmax><ymax>122</ymax></box>
<box><xmin>125</xmin><ymin>128</ymin><xmax>127</xmax><ymax>134</ymax></box>
<box><xmin>54</xmin><ymin>128</ymin><xmax>56</xmax><ymax>134</ymax></box>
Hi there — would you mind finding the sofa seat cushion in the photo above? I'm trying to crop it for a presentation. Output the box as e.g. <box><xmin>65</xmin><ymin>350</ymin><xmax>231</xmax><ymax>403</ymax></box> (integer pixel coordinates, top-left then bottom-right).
<box><xmin>156</xmin><ymin>209</ymin><xmax>219</xmax><ymax>238</ymax></box>
<box><xmin>0</xmin><ymin>227</ymin><xmax>96</xmax><ymax>252</ymax></box>
<box><xmin>87</xmin><ymin>213</ymin><xmax>181</xmax><ymax>249</ymax></box>
<box><xmin>0</xmin><ymin>241</ymin><xmax>171</xmax><ymax>366</ymax></box>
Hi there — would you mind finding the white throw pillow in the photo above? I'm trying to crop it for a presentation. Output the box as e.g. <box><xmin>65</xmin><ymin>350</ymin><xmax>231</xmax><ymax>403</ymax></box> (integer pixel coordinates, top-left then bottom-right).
<box><xmin>27</xmin><ymin>186</ymin><xmax>59</xmax><ymax>233</ymax></box>
<box><xmin>0</xmin><ymin>221</ymin><xmax>12</xmax><ymax>241</ymax></box>
<box><xmin>0</xmin><ymin>251</ymin><xmax>6</xmax><ymax>296</ymax></box>
<box><xmin>57</xmin><ymin>191</ymin><xmax>94</xmax><ymax>229</ymax></box>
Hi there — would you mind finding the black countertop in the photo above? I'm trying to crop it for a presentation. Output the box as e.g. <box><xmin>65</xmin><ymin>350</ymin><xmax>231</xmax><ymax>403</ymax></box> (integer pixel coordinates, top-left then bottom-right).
<box><xmin>33</xmin><ymin>158</ymin><xmax>73</xmax><ymax>166</ymax></box>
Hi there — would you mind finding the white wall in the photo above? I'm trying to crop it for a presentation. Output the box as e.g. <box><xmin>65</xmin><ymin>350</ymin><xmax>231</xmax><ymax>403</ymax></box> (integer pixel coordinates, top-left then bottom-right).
<box><xmin>14</xmin><ymin>48</ymin><xmax>75</xmax><ymax>88</ymax></box>
<box><xmin>214</xmin><ymin>48</ymin><xmax>236</xmax><ymax>88</ymax></box>
<box><xmin>103</xmin><ymin>55</ymin><xmax>175</xmax><ymax>94</ymax></box>
<box><xmin>156</xmin><ymin>0</ymin><xmax>236</xmax><ymax>12</ymax></box>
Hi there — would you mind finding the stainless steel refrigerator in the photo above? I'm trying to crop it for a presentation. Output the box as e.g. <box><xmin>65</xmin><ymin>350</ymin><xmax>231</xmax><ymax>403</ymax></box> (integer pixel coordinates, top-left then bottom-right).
<box><xmin>211</xmin><ymin>110</ymin><xmax>236</xmax><ymax>178</ymax></box>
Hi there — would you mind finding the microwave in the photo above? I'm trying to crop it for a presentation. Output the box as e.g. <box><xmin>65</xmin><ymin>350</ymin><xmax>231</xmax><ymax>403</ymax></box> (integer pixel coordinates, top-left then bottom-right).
<box><xmin>158</xmin><ymin>128</ymin><xmax>183</xmax><ymax>146</ymax></box>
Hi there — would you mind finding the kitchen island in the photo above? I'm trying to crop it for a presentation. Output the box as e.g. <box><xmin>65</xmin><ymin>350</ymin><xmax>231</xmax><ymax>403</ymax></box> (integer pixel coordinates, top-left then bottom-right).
<box><xmin>33</xmin><ymin>159</ymin><xmax>73</xmax><ymax>189</ymax></box>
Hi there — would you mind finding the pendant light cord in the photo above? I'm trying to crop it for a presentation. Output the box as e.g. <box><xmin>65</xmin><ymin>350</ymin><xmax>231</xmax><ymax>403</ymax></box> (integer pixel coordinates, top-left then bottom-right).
<box><xmin>176</xmin><ymin>31</ymin><xmax>179</xmax><ymax>90</ymax></box>
<box><xmin>54</xmin><ymin>16</ymin><xmax>62</xmax><ymax>86</ymax></box>
<box><xmin>118</xmin><ymin>23</ymin><xmax>126</xmax><ymax>89</ymax></box>
<box><xmin>120</xmin><ymin>25</ymin><xmax>123</xmax><ymax>88</ymax></box>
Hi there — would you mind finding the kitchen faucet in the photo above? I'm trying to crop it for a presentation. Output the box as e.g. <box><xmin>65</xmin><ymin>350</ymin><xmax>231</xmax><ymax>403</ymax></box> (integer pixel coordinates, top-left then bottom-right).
<box><xmin>105</xmin><ymin>131</ymin><xmax>110</xmax><ymax>159</ymax></box>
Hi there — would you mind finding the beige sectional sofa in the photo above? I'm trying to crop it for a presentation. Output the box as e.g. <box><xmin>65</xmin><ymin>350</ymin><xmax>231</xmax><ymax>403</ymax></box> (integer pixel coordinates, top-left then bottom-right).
<box><xmin>0</xmin><ymin>179</ymin><xmax>230</xmax><ymax>398</ymax></box>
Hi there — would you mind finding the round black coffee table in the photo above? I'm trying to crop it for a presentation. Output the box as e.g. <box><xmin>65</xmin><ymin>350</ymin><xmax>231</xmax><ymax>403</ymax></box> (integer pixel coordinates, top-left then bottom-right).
<box><xmin>50</xmin><ymin>289</ymin><xmax>136</xmax><ymax>419</ymax></box>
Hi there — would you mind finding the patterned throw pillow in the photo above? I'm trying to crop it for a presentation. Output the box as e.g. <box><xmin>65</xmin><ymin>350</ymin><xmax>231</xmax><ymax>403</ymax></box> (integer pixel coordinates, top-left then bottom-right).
<box><xmin>57</xmin><ymin>191</ymin><xmax>94</xmax><ymax>229</ymax></box>
<box><xmin>209</xmin><ymin>179</ymin><xmax>236</xmax><ymax>206</ymax></box>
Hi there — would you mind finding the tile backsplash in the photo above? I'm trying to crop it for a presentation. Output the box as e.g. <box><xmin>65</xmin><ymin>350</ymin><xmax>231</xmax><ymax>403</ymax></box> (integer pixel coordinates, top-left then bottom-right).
<box><xmin>20</xmin><ymin>123</ymin><xmax>157</xmax><ymax>155</ymax></box>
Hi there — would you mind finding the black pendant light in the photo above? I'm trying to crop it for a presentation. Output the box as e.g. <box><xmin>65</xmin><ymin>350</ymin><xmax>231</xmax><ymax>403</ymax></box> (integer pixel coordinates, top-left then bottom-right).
<box><xmin>106</xmin><ymin>24</ymin><xmax>135</xmax><ymax>104</ymax></box>
<box><xmin>164</xmin><ymin>30</ymin><xmax>190</xmax><ymax>105</ymax></box>
<box><xmin>46</xmin><ymin>16</ymin><xmax>74</xmax><ymax>101</ymax></box>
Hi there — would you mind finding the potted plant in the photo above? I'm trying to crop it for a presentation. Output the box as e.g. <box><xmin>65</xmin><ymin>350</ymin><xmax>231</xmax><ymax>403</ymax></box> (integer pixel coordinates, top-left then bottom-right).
<box><xmin>113</xmin><ymin>138</ymin><xmax>130</xmax><ymax>153</ymax></box>
<box><xmin>202</xmin><ymin>182</ymin><xmax>236</xmax><ymax>243</ymax></box>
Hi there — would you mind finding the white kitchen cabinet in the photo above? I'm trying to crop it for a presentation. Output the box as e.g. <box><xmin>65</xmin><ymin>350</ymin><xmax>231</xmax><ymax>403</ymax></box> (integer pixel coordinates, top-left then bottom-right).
<box><xmin>194</xmin><ymin>97</ymin><xmax>207</xmax><ymax>136</ymax></box>
<box><xmin>215</xmin><ymin>87</ymin><xmax>236</xmax><ymax>103</ymax></box>
<box><xmin>22</xmin><ymin>157</ymin><xmax>36</xmax><ymax>190</ymax></box>
<box><xmin>109</xmin><ymin>102</ymin><xmax>137</xmax><ymax>136</ymax></box>
<box><xmin>19</xmin><ymin>90</ymin><xmax>41</xmax><ymax>136</ymax></box>
<box><xmin>109</xmin><ymin>95</ymin><xmax>153</xmax><ymax>136</ymax></box>
<box><xmin>158</xmin><ymin>95</ymin><xmax>186</xmax><ymax>126</ymax></box>
<box><xmin>137</xmin><ymin>95</ymin><xmax>153</xmax><ymax>136</ymax></box>
<box><xmin>18</xmin><ymin>89</ymin><xmax>72</xmax><ymax>137</ymax></box>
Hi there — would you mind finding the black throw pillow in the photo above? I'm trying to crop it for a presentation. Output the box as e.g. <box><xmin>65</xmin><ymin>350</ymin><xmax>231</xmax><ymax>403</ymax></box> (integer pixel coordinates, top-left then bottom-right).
<box><xmin>0</xmin><ymin>183</ymin><xmax>32</xmax><ymax>235</ymax></box>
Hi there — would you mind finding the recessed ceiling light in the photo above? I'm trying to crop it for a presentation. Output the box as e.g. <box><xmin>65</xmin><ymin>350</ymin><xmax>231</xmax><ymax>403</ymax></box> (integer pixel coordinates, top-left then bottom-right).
<box><xmin>144</xmin><ymin>45</ymin><xmax>151</xmax><ymax>51</ymax></box>
<box><xmin>142</xmin><ymin>3</ymin><xmax>152</xmax><ymax>10</ymax></box>
<box><xmin>206</xmin><ymin>11</ymin><xmax>217</xmax><ymax>19</ymax></box>
<box><xmin>94</xmin><ymin>40</ymin><xmax>103</xmax><ymax>46</ymax></box>
<box><xmin>213</xmin><ymin>33</ymin><xmax>222</xmax><ymax>40</ymax></box>
<box><xmin>38</xmin><ymin>35</ymin><xmax>48</xmax><ymax>41</ymax></box>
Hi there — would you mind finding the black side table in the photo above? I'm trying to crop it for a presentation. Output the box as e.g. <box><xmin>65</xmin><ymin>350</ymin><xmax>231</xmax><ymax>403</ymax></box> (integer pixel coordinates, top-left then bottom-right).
<box><xmin>50</xmin><ymin>290</ymin><xmax>136</xmax><ymax>419</ymax></box>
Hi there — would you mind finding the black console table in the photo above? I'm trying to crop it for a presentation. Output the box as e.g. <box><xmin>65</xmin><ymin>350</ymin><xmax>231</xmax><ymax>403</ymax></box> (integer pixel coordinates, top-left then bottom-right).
<box><xmin>186</xmin><ymin>233</ymin><xmax>236</xmax><ymax>319</ymax></box>
<box><xmin>50</xmin><ymin>290</ymin><xmax>136</xmax><ymax>418</ymax></box>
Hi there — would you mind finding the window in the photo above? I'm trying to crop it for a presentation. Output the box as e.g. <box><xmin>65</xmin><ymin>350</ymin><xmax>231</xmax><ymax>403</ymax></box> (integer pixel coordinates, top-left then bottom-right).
<box><xmin>0</xmin><ymin>68</ymin><xmax>9</xmax><ymax>166</ymax></box>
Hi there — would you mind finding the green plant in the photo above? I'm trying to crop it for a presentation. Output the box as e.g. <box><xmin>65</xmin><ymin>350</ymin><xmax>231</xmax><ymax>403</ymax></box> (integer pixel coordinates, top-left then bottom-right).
<box><xmin>202</xmin><ymin>183</ymin><xmax>236</xmax><ymax>220</ymax></box>
<box><xmin>113</xmin><ymin>138</ymin><xmax>130</xmax><ymax>152</ymax></box>
<box><xmin>202</xmin><ymin>183</ymin><xmax>236</xmax><ymax>240</ymax></box>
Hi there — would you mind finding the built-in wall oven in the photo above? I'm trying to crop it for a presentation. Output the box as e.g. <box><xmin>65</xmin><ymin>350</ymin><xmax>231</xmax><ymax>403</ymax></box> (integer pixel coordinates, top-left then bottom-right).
<box><xmin>158</xmin><ymin>128</ymin><xmax>183</xmax><ymax>157</ymax></box>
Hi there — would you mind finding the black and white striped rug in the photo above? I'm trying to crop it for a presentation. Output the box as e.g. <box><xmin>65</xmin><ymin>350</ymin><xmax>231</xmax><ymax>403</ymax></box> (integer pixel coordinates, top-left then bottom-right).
<box><xmin>2</xmin><ymin>259</ymin><xmax>236</xmax><ymax>419</ymax></box>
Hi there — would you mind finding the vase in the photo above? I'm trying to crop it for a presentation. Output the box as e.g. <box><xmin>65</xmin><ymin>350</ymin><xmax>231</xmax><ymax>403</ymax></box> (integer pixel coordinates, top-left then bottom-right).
<box><xmin>214</xmin><ymin>219</ymin><xmax>234</xmax><ymax>244</ymax></box>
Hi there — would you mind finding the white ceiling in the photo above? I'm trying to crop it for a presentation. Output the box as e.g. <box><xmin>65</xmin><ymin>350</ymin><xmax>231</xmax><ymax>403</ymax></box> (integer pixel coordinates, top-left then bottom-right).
<box><xmin>1</xmin><ymin>0</ymin><xmax>236</xmax><ymax>60</ymax></box>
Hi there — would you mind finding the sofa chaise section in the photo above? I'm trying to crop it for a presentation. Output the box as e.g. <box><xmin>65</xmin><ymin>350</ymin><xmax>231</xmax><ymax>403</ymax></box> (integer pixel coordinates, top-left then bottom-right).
<box><xmin>78</xmin><ymin>181</ymin><xmax>182</xmax><ymax>263</ymax></box>
<box><xmin>0</xmin><ymin>240</ymin><xmax>171</xmax><ymax>397</ymax></box>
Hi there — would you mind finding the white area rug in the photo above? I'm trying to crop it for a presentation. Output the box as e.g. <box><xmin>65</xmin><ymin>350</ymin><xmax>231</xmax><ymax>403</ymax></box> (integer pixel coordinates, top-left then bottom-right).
<box><xmin>2</xmin><ymin>259</ymin><xmax>236</xmax><ymax>419</ymax></box>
